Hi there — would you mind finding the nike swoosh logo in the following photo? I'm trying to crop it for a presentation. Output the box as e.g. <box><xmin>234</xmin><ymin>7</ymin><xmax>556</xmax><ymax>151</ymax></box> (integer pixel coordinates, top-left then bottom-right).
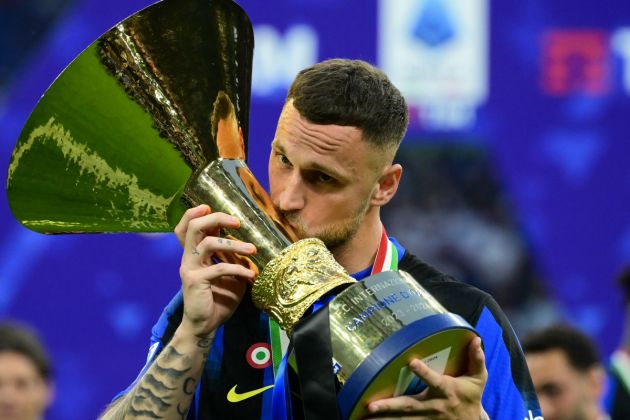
<box><xmin>227</xmin><ymin>384</ymin><xmax>274</xmax><ymax>403</ymax></box>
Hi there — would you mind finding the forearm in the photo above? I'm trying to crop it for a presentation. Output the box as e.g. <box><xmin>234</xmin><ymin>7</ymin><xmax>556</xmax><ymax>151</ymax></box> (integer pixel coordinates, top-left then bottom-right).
<box><xmin>100</xmin><ymin>328</ymin><xmax>212</xmax><ymax>419</ymax></box>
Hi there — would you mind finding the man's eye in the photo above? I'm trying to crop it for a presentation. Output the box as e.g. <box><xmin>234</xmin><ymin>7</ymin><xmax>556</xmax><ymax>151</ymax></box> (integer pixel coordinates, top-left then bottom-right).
<box><xmin>540</xmin><ymin>384</ymin><xmax>562</xmax><ymax>398</ymax></box>
<box><xmin>317</xmin><ymin>173</ymin><xmax>333</xmax><ymax>183</ymax></box>
<box><xmin>279</xmin><ymin>154</ymin><xmax>291</xmax><ymax>166</ymax></box>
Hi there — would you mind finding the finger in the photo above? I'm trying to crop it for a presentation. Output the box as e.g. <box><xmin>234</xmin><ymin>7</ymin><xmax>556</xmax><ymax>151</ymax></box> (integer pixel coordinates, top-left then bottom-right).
<box><xmin>183</xmin><ymin>212</ymin><xmax>241</xmax><ymax>258</ymax></box>
<box><xmin>194</xmin><ymin>235</ymin><xmax>256</xmax><ymax>264</ymax></box>
<box><xmin>407</xmin><ymin>358</ymin><xmax>445</xmax><ymax>392</ymax></box>
<box><xmin>174</xmin><ymin>204</ymin><xmax>211</xmax><ymax>247</ymax></box>
<box><xmin>367</xmin><ymin>395</ymin><xmax>433</xmax><ymax>416</ymax></box>
<box><xmin>211</xmin><ymin>275</ymin><xmax>248</xmax><ymax>304</ymax></box>
<box><xmin>466</xmin><ymin>336</ymin><xmax>487</xmax><ymax>381</ymax></box>
<box><xmin>205</xmin><ymin>262</ymin><xmax>256</xmax><ymax>282</ymax></box>
<box><xmin>181</xmin><ymin>262</ymin><xmax>256</xmax><ymax>288</ymax></box>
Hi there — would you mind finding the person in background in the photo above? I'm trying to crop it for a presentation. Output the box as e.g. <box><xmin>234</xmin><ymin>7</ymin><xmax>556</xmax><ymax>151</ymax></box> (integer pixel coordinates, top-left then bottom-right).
<box><xmin>0</xmin><ymin>322</ymin><xmax>54</xmax><ymax>420</ymax></box>
<box><xmin>605</xmin><ymin>265</ymin><xmax>630</xmax><ymax>419</ymax></box>
<box><xmin>523</xmin><ymin>324</ymin><xmax>608</xmax><ymax>420</ymax></box>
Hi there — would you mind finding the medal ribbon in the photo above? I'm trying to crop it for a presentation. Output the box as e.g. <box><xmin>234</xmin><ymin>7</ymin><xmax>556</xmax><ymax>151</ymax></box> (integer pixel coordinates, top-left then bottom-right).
<box><xmin>371</xmin><ymin>224</ymin><xmax>398</xmax><ymax>274</ymax></box>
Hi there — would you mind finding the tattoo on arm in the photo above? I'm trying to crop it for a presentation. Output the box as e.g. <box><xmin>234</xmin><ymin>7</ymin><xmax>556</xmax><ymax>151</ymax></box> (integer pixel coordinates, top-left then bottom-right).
<box><xmin>197</xmin><ymin>337</ymin><xmax>212</xmax><ymax>349</ymax></box>
<box><xmin>102</xmin><ymin>345</ymin><xmax>205</xmax><ymax>419</ymax></box>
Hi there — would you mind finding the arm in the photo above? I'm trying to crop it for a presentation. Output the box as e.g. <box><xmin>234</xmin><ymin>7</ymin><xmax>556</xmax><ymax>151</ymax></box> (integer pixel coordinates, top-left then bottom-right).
<box><xmin>100</xmin><ymin>206</ymin><xmax>256</xmax><ymax>419</ymax></box>
<box><xmin>100</xmin><ymin>330</ymin><xmax>212</xmax><ymax>419</ymax></box>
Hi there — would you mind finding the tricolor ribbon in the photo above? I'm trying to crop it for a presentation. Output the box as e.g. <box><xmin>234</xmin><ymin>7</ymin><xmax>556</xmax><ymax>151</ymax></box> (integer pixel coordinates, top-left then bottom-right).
<box><xmin>611</xmin><ymin>349</ymin><xmax>630</xmax><ymax>394</ymax></box>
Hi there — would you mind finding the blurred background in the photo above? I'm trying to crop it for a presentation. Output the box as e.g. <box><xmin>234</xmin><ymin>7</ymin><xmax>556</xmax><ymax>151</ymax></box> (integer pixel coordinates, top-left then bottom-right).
<box><xmin>1</xmin><ymin>0</ymin><xmax>629</xmax><ymax>418</ymax></box>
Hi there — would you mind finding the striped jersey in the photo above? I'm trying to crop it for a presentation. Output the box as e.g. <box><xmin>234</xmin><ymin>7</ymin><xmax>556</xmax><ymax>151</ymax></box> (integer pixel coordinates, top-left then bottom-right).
<box><xmin>115</xmin><ymin>239</ymin><xmax>542</xmax><ymax>419</ymax></box>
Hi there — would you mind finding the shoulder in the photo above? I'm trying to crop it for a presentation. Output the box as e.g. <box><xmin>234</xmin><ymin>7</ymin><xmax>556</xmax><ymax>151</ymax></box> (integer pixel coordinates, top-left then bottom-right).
<box><xmin>399</xmin><ymin>252</ymin><xmax>541</xmax><ymax>417</ymax></box>
<box><xmin>398</xmin><ymin>251</ymin><xmax>492</xmax><ymax>325</ymax></box>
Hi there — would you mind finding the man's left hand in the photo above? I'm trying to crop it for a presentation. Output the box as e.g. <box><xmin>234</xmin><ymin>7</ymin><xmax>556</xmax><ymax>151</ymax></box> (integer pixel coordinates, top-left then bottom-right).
<box><xmin>366</xmin><ymin>336</ymin><xmax>488</xmax><ymax>419</ymax></box>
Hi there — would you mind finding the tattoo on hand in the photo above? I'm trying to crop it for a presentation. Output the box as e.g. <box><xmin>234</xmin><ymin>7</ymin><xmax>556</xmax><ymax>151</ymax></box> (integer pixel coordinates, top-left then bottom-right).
<box><xmin>218</xmin><ymin>238</ymin><xmax>223</xmax><ymax>244</ymax></box>
<box><xmin>192</xmin><ymin>248</ymin><xmax>200</xmax><ymax>256</ymax></box>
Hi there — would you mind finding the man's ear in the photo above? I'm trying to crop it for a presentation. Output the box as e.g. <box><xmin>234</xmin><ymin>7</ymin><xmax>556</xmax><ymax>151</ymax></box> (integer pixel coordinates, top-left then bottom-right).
<box><xmin>371</xmin><ymin>163</ymin><xmax>402</xmax><ymax>207</ymax></box>
<box><xmin>586</xmin><ymin>364</ymin><xmax>606</xmax><ymax>399</ymax></box>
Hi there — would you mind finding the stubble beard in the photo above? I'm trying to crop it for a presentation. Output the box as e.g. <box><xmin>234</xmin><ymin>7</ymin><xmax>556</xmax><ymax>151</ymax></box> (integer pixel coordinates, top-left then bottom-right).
<box><xmin>281</xmin><ymin>199</ymin><xmax>370</xmax><ymax>252</ymax></box>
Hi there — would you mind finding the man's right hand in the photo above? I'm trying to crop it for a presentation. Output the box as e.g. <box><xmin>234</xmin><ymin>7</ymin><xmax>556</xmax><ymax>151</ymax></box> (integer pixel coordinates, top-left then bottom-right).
<box><xmin>176</xmin><ymin>206</ymin><xmax>257</xmax><ymax>338</ymax></box>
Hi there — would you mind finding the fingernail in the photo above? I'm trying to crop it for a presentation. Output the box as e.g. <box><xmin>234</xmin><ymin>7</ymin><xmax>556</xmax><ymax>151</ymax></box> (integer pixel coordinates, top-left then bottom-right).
<box><xmin>368</xmin><ymin>403</ymin><xmax>379</xmax><ymax>413</ymax></box>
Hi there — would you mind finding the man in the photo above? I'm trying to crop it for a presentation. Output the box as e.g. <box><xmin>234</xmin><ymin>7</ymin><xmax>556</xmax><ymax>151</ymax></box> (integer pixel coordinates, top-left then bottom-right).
<box><xmin>101</xmin><ymin>59</ymin><xmax>541</xmax><ymax>419</ymax></box>
<box><xmin>523</xmin><ymin>324</ymin><xmax>607</xmax><ymax>420</ymax></box>
<box><xmin>0</xmin><ymin>322</ymin><xmax>54</xmax><ymax>420</ymax></box>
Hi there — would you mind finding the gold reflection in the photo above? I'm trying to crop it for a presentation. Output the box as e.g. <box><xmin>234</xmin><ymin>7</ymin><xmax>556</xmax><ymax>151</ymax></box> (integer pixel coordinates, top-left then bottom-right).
<box><xmin>99</xmin><ymin>24</ymin><xmax>205</xmax><ymax>169</ymax></box>
<box><xmin>211</xmin><ymin>91</ymin><xmax>245</xmax><ymax>160</ymax></box>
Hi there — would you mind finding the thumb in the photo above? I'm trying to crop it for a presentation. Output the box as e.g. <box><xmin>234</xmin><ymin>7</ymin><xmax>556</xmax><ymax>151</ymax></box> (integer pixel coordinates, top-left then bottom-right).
<box><xmin>467</xmin><ymin>336</ymin><xmax>487</xmax><ymax>382</ymax></box>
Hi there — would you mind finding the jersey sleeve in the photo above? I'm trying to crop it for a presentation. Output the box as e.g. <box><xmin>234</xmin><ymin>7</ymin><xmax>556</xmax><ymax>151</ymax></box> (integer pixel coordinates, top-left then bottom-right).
<box><xmin>475</xmin><ymin>296</ymin><xmax>542</xmax><ymax>420</ymax></box>
<box><xmin>110</xmin><ymin>290</ymin><xmax>183</xmax><ymax>402</ymax></box>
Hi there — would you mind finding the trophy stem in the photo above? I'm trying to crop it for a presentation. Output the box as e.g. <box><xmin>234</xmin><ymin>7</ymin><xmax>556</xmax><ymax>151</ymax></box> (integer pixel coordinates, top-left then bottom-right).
<box><xmin>182</xmin><ymin>158</ymin><xmax>295</xmax><ymax>271</ymax></box>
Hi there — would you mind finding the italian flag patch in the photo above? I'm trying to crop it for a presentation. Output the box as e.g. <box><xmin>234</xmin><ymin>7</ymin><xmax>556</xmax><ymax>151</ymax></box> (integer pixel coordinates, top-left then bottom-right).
<box><xmin>246</xmin><ymin>342</ymin><xmax>272</xmax><ymax>369</ymax></box>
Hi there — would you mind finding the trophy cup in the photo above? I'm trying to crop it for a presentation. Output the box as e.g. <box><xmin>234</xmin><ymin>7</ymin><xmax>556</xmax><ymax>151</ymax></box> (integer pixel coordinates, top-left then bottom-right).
<box><xmin>183</xmin><ymin>159</ymin><xmax>479</xmax><ymax>420</ymax></box>
<box><xmin>6</xmin><ymin>0</ymin><xmax>254</xmax><ymax>233</ymax></box>
<box><xmin>6</xmin><ymin>1</ymin><xmax>479</xmax><ymax>419</ymax></box>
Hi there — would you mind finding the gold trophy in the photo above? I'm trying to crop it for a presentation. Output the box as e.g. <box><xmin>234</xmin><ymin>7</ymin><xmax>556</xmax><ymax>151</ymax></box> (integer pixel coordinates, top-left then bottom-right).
<box><xmin>6</xmin><ymin>1</ymin><xmax>478</xmax><ymax>418</ymax></box>
<box><xmin>183</xmin><ymin>159</ymin><xmax>478</xmax><ymax>420</ymax></box>
<box><xmin>6</xmin><ymin>0</ymin><xmax>255</xmax><ymax>233</ymax></box>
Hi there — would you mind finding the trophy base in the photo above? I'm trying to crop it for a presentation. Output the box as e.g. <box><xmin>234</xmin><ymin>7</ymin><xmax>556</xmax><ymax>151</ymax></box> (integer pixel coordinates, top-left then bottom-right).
<box><xmin>337</xmin><ymin>313</ymin><xmax>477</xmax><ymax>420</ymax></box>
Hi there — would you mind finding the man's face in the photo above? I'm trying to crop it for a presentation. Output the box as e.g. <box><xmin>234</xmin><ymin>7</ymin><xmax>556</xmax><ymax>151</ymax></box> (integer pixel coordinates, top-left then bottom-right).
<box><xmin>526</xmin><ymin>349</ymin><xmax>597</xmax><ymax>420</ymax></box>
<box><xmin>0</xmin><ymin>352</ymin><xmax>52</xmax><ymax>420</ymax></box>
<box><xmin>268</xmin><ymin>101</ymin><xmax>383</xmax><ymax>250</ymax></box>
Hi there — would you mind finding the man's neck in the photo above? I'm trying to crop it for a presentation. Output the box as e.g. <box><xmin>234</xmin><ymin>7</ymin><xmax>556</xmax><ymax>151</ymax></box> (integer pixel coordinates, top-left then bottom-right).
<box><xmin>331</xmin><ymin>210</ymin><xmax>383</xmax><ymax>274</ymax></box>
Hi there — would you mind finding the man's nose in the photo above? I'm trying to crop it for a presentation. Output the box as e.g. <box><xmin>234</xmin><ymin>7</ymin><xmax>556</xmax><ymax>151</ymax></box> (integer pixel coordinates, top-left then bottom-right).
<box><xmin>276</xmin><ymin>173</ymin><xmax>305</xmax><ymax>211</ymax></box>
